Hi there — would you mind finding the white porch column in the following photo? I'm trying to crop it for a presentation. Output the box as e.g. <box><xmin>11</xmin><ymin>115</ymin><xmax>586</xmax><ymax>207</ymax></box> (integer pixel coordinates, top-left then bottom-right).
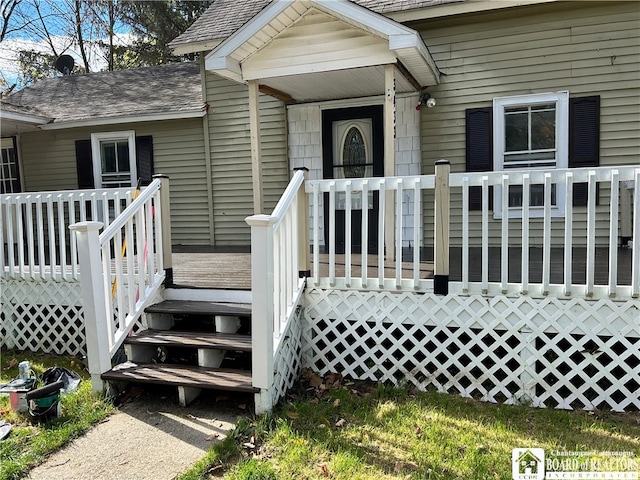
<box><xmin>248</xmin><ymin>79</ymin><xmax>264</xmax><ymax>214</ymax></box>
<box><xmin>384</xmin><ymin>64</ymin><xmax>396</xmax><ymax>260</ymax></box>
<box><xmin>69</xmin><ymin>221</ymin><xmax>110</xmax><ymax>392</ymax></box>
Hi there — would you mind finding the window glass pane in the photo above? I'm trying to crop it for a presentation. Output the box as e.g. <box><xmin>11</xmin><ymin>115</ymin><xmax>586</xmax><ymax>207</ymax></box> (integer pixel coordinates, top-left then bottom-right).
<box><xmin>342</xmin><ymin>127</ymin><xmax>366</xmax><ymax>178</ymax></box>
<box><xmin>531</xmin><ymin>109</ymin><xmax>555</xmax><ymax>150</ymax></box>
<box><xmin>509</xmin><ymin>184</ymin><xmax>557</xmax><ymax>207</ymax></box>
<box><xmin>505</xmin><ymin>111</ymin><xmax>528</xmax><ymax>152</ymax></box>
<box><xmin>101</xmin><ymin>142</ymin><xmax>117</xmax><ymax>173</ymax></box>
<box><xmin>117</xmin><ymin>141</ymin><xmax>130</xmax><ymax>172</ymax></box>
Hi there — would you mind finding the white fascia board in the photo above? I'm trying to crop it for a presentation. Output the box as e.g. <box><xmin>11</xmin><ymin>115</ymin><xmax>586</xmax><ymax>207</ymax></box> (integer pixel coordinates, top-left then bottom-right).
<box><xmin>387</xmin><ymin>0</ymin><xmax>559</xmax><ymax>22</ymax></box>
<box><xmin>389</xmin><ymin>32</ymin><xmax>440</xmax><ymax>86</ymax></box>
<box><xmin>0</xmin><ymin>109</ymin><xmax>51</xmax><ymax>125</ymax></box>
<box><xmin>314</xmin><ymin>0</ymin><xmax>415</xmax><ymax>38</ymax></box>
<box><xmin>204</xmin><ymin>54</ymin><xmax>243</xmax><ymax>82</ymax></box>
<box><xmin>39</xmin><ymin>109</ymin><xmax>206</xmax><ymax>130</ymax></box>
<box><xmin>171</xmin><ymin>39</ymin><xmax>223</xmax><ymax>56</ymax></box>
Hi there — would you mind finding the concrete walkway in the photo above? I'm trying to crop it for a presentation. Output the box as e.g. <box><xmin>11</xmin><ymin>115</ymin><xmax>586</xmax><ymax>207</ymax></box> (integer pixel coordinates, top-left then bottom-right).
<box><xmin>26</xmin><ymin>388</ymin><xmax>246</xmax><ymax>480</ymax></box>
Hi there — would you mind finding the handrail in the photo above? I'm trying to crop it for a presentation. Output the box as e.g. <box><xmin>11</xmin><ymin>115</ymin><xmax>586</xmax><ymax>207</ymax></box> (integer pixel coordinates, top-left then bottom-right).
<box><xmin>268</xmin><ymin>169</ymin><xmax>306</xmax><ymax>224</ymax></box>
<box><xmin>99</xmin><ymin>179</ymin><xmax>161</xmax><ymax>244</ymax></box>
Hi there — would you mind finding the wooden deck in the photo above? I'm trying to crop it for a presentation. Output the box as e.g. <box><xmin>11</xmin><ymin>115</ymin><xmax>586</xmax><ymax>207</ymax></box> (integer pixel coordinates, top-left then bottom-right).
<box><xmin>169</xmin><ymin>245</ymin><xmax>634</xmax><ymax>290</ymax></box>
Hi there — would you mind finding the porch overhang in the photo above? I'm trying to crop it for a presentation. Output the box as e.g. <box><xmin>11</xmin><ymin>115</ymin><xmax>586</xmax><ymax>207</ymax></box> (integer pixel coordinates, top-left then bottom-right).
<box><xmin>0</xmin><ymin>108</ymin><xmax>51</xmax><ymax>135</ymax></box>
<box><xmin>204</xmin><ymin>0</ymin><xmax>440</xmax><ymax>102</ymax></box>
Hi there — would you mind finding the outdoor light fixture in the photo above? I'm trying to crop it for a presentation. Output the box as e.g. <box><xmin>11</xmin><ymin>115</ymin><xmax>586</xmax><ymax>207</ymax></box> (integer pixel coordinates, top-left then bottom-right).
<box><xmin>416</xmin><ymin>92</ymin><xmax>436</xmax><ymax>110</ymax></box>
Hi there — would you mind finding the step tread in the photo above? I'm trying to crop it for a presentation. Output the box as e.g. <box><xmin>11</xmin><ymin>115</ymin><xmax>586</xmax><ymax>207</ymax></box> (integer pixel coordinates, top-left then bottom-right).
<box><xmin>102</xmin><ymin>363</ymin><xmax>257</xmax><ymax>393</ymax></box>
<box><xmin>145</xmin><ymin>300</ymin><xmax>252</xmax><ymax>317</ymax></box>
<box><xmin>125</xmin><ymin>330</ymin><xmax>251</xmax><ymax>352</ymax></box>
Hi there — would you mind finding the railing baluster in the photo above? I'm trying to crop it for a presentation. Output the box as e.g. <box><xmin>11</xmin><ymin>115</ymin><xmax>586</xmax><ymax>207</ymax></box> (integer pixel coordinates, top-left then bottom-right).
<box><xmin>608</xmin><ymin>170</ymin><xmax>619</xmax><ymax>297</ymax></box>
<box><xmin>16</xmin><ymin>198</ymin><xmax>25</xmax><ymax>279</ymax></box>
<box><xmin>329</xmin><ymin>181</ymin><xmax>336</xmax><ymax>287</ymax></box>
<box><xmin>481</xmin><ymin>176</ymin><xmax>489</xmax><ymax>294</ymax></box>
<box><xmin>501</xmin><ymin>174</ymin><xmax>509</xmax><ymax>293</ymax></box>
<box><xmin>462</xmin><ymin>177</ymin><xmax>469</xmax><ymax>293</ymax></box>
<box><xmin>69</xmin><ymin>195</ymin><xmax>78</xmax><ymax>280</ymax></box>
<box><xmin>36</xmin><ymin>196</ymin><xmax>45</xmax><ymax>280</ymax></box>
<box><xmin>522</xmin><ymin>174</ymin><xmax>530</xmax><ymax>294</ymax></box>
<box><xmin>361</xmin><ymin>180</ymin><xmax>369</xmax><ymax>288</ymax></box>
<box><xmin>126</xmin><ymin>218</ymin><xmax>136</xmax><ymax>312</ymax></box>
<box><xmin>46</xmin><ymin>195</ymin><xmax>58</xmax><ymax>281</ymax></box>
<box><xmin>135</xmin><ymin>208</ymin><xmax>146</xmax><ymax>305</ymax></box>
<box><xmin>345</xmin><ymin>181</ymin><xmax>352</xmax><ymax>287</ymax></box>
<box><xmin>586</xmin><ymin>171</ymin><xmax>597</xmax><ymax>296</ymax></box>
<box><xmin>5</xmin><ymin>199</ymin><xmax>15</xmax><ymax>278</ymax></box>
<box><xmin>145</xmin><ymin>199</ymin><xmax>155</xmax><ymax>285</ymax></box>
<box><xmin>632</xmin><ymin>169</ymin><xmax>640</xmax><ymax>298</ymax></box>
<box><xmin>26</xmin><ymin>195</ymin><xmax>35</xmax><ymax>279</ymax></box>
<box><xmin>542</xmin><ymin>173</ymin><xmax>552</xmax><ymax>295</ymax></box>
<box><xmin>57</xmin><ymin>196</ymin><xmax>68</xmax><ymax>281</ymax></box>
<box><xmin>395</xmin><ymin>179</ymin><xmax>403</xmax><ymax>289</ymax></box>
<box><xmin>378</xmin><ymin>178</ymin><xmax>386</xmax><ymax>288</ymax></box>
<box><xmin>564</xmin><ymin>173</ymin><xmax>573</xmax><ymax>296</ymax></box>
<box><xmin>413</xmin><ymin>178</ymin><xmax>421</xmax><ymax>289</ymax></box>
<box><xmin>313</xmin><ymin>182</ymin><xmax>320</xmax><ymax>286</ymax></box>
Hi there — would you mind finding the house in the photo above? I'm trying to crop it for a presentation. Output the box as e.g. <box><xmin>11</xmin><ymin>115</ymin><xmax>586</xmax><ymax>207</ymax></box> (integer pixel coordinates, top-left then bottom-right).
<box><xmin>2</xmin><ymin>0</ymin><xmax>638</xmax><ymax>414</ymax></box>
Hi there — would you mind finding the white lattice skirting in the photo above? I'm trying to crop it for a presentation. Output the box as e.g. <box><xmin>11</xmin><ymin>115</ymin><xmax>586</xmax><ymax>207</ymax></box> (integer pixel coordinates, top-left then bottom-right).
<box><xmin>1</xmin><ymin>279</ymin><xmax>85</xmax><ymax>355</ymax></box>
<box><xmin>303</xmin><ymin>289</ymin><xmax>640</xmax><ymax>412</ymax></box>
<box><xmin>270</xmin><ymin>307</ymin><xmax>304</xmax><ymax>407</ymax></box>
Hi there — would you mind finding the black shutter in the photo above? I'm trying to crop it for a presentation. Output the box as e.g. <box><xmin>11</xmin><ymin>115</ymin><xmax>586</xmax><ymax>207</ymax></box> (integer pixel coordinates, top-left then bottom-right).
<box><xmin>569</xmin><ymin>96</ymin><xmax>600</xmax><ymax>206</ymax></box>
<box><xmin>135</xmin><ymin>136</ymin><xmax>154</xmax><ymax>186</ymax></box>
<box><xmin>465</xmin><ymin>107</ymin><xmax>493</xmax><ymax>210</ymax></box>
<box><xmin>75</xmin><ymin>139</ymin><xmax>94</xmax><ymax>189</ymax></box>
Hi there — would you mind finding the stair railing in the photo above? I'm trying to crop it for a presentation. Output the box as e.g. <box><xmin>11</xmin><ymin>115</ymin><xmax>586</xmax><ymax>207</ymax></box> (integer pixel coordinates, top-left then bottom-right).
<box><xmin>70</xmin><ymin>175</ymin><xmax>172</xmax><ymax>391</ymax></box>
<box><xmin>246</xmin><ymin>168</ymin><xmax>309</xmax><ymax>413</ymax></box>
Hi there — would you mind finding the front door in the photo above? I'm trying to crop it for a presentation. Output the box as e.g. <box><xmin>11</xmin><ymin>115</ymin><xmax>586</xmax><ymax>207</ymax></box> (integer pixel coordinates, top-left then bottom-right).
<box><xmin>322</xmin><ymin>106</ymin><xmax>383</xmax><ymax>253</ymax></box>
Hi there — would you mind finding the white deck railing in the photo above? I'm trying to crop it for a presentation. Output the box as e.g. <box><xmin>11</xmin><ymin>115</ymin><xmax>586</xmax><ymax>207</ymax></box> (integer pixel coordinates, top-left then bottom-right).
<box><xmin>246</xmin><ymin>168</ymin><xmax>308</xmax><ymax>413</ymax></box>
<box><xmin>70</xmin><ymin>176</ymin><xmax>171</xmax><ymax>390</ymax></box>
<box><xmin>307</xmin><ymin>165</ymin><xmax>639</xmax><ymax>300</ymax></box>
<box><xmin>1</xmin><ymin>187</ymin><xmax>133</xmax><ymax>280</ymax></box>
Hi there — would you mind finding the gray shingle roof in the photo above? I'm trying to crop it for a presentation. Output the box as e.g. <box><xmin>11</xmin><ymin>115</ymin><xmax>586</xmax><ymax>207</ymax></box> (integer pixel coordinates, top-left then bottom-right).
<box><xmin>2</xmin><ymin>62</ymin><xmax>203</xmax><ymax>125</ymax></box>
<box><xmin>170</xmin><ymin>0</ymin><xmax>465</xmax><ymax>50</ymax></box>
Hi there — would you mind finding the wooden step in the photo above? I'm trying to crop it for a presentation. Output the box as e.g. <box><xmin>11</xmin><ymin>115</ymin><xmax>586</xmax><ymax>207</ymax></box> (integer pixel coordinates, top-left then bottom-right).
<box><xmin>145</xmin><ymin>300</ymin><xmax>252</xmax><ymax>317</ymax></box>
<box><xmin>124</xmin><ymin>330</ymin><xmax>251</xmax><ymax>352</ymax></box>
<box><xmin>102</xmin><ymin>363</ymin><xmax>257</xmax><ymax>393</ymax></box>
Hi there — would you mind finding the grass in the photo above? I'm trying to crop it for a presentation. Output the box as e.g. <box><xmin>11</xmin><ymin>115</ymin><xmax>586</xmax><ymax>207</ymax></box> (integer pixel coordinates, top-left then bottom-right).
<box><xmin>0</xmin><ymin>348</ymin><xmax>114</xmax><ymax>480</ymax></box>
<box><xmin>179</xmin><ymin>371</ymin><xmax>640</xmax><ymax>480</ymax></box>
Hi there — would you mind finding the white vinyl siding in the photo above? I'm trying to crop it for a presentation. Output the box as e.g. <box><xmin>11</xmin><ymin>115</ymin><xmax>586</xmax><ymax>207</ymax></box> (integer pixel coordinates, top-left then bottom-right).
<box><xmin>418</xmin><ymin>1</ymin><xmax>640</xmax><ymax>247</ymax></box>
<box><xmin>19</xmin><ymin>118</ymin><xmax>210</xmax><ymax>245</ymax></box>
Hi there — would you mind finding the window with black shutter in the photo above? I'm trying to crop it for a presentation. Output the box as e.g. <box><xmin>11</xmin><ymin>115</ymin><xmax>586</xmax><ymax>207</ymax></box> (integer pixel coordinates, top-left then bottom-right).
<box><xmin>75</xmin><ymin>132</ymin><xmax>153</xmax><ymax>189</ymax></box>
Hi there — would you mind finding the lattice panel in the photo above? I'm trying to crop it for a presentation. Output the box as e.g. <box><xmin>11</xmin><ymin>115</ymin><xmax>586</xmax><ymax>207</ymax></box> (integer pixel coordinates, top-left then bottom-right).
<box><xmin>303</xmin><ymin>289</ymin><xmax>640</xmax><ymax>412</ymax></box>
<box><xmin>1</xmin><ymin>279</ymin><xmax>85</xmax><ymax>355</ymax></box>
<box><xmin>271</xmin><ymin>307</ymin><xmax>304</xmax><ymax>407</ymax></box>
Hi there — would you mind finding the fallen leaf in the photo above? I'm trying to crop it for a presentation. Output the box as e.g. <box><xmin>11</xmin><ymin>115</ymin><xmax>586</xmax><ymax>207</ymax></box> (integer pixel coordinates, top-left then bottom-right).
<box><xmin>308</xmin><ymin>373</ymin><xmax>323</xmax><ymax>387</ymax></box>
<box><xmin>238</xmin><ymin>404</ymin><xmax>246</xmax><ymax>410</ymax></box>
<box><xmin>335</xmin><ymin>418</ymin><xmax>346</xmax><ymax>427</ymax></box>
<box><xmin>286</xmin><ymin>411</ymin><xmax>299</xmax><ymax>419</ymax></box>
<box><xmin>205</xmin><ymin>433</ymin><xmax>219</xmax><ymax>441</ymax></box>
<box><xmin>310</xmin><ymin>398</ymin><xmax>319</xmax><ymax>404</ymax></box>
<box><xmin>333</xmin><ymin>398</ymin><xmax>341</xmax><ymax>407</ymax></box>
<box><xmin>415</xmin><ymin>426</ymin><xmax>422</xmax><ymax>437</ymax></box>
<box><xmin>318</xmin><ymin>463</ymin><xmax>329</xmax><ymax>477</ymax></box>
<box><xmin>186</xmin><ymin>414</ymin><xmax>196</xmax><ymax>420</ymax></box>
<box><xmin>3</xmin><ymin>359</ymin><xmax>17</xmax><ymax>370</ymax></box>
<box><xmin>243</xmin><ymin>442</ymin><xmax>255</xmax><ymax>449</ymax></box>
<box><xmin>325</xmin><ymin>372</ymin><xmax>343</xmax><ymax>386</ymax></box>
<box><xmin>394</xmin><ymin>461</ymin><xmax>405</xmax><ymax>473</ymax></box>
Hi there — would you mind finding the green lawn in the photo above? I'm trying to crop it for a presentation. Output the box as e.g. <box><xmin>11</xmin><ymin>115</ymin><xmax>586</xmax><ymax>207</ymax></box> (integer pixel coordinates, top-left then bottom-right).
<box><xmin>0</xmin><ymin>349</ymin><xmax>114</xmax><ymax>480</ymax></box>
<box><xmin>180</xmin><ymin>371</ymin><xmax>640</xmax><ymax>480</ymax></box>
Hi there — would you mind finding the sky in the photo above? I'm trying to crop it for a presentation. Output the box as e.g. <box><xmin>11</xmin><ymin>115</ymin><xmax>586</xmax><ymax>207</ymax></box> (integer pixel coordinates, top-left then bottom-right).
<box><xmin>0</xmin><ymin>0</ymin><xmax>132</xmax><ymax>90</ymax></box>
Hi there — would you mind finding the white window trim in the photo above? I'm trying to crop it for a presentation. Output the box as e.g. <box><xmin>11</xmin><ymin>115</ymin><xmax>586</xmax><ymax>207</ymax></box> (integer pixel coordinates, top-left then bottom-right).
<box><xmin>90</xmin><ymin>131</ymin><xmax>137</xmax><ymax>188</ymax></box>
<box><xmin>493</xmin><ymin>91</ymin><xmax>569</xmax><ymax>219</ymax></box>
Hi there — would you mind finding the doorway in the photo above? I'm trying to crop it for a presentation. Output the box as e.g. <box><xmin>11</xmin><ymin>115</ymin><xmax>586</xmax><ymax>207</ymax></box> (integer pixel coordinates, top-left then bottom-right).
<box><xmin>322</xmin><ymin>106</ymin><xmax>383</xmax><ymax>253</ymax></box>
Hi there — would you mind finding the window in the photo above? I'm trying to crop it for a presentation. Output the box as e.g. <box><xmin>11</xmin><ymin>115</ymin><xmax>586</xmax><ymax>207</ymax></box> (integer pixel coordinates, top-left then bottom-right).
<box><xmin>493</xmin><ymin>91</ymin><xmax>568</xmax><ymax>218</ymax></box>
<box><xmin>91</xmin><ymin>131</ymin><xmax>137</xmax><ymax>188</ymax></box>
<box><xmin>1</xmin><ymin>137</ymin><xmax>21</xmax><ymax>194</ymax></box>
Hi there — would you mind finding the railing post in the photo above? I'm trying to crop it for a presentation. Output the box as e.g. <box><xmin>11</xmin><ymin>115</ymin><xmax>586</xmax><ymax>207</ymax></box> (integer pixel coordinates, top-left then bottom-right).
<box><xmin>153</xmin><ymin>174</ymin><xmax>173</xmax><ymax>286</ymax></box>
<box><xmin>69</xmin><ymin>221</ymin><xmax>110</xmax><ymax>392</ymax></box>
<box><xmin>294</xmin><ymin>168</ymin><xmax>310</xmax><ymax>278</ymax></box>
<box><xmin>434</xmin><ymin>160</ymin><xmax>450</xmax><ymax>295</ymax></box>
<box><xmin>246</xmin><ymin>214</ymin><xmax>275</xmax><ymax>414</ymax></box>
